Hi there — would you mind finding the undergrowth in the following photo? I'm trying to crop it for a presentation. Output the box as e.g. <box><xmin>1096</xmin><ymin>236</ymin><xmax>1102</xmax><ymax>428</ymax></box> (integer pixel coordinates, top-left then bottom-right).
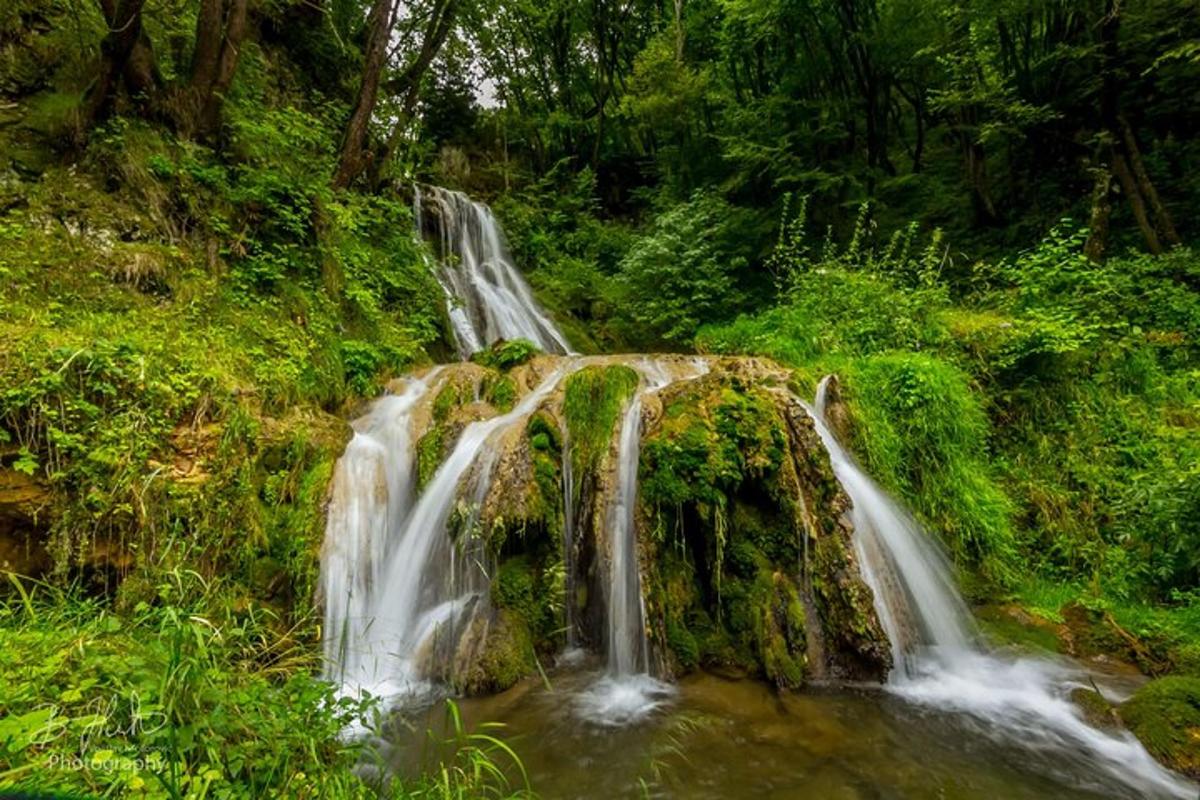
<box><xmin>0</xmin><ymin>573</ymin><xmax>532</xmax><ymax>799</ymax></box>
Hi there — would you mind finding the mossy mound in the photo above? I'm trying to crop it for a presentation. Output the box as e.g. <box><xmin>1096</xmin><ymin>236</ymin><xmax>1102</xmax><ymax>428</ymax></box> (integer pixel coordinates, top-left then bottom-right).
<box><xmin>562</xmin><ymin>364</ymin><xmax>639</xmax><ymax>474</ymax></box>
<box><xmin>638</xmin><ymin>367</ymin><xmax>891</xmax><ymax>684</ymax></box>
<box><xmin>1121</xmin><ymin>677</ymin><xmax>1200</xmax><ymax>778</ymax></box>
<box><xmin>451</xmin><ymin>608</ymin><xmax>537</xmax><ymax>695</ymax></box>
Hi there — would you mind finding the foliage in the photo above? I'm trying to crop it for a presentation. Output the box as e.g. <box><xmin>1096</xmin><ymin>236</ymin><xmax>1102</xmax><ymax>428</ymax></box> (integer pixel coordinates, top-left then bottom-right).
<box><xmin>0</xmin><ymin>575</ymin><xmax>530</xmax><ymax>798</ymax></box>
<box><xmin>613</xmin><ymin>192</ymin><xmax>749</xmax><ymax>347</ymax></box>
<box><xmin>561</xmin><ymin>365</ymin><xmax>639</xmax><ymax>475</ymax></box>
<box><xmin>701</xmin><ymin>195</ymin><xmax>1200</xmax><ymax>607</ymax></box>
<box><xmin>472</xmin><ymin>339</ymin><xmax>542</xmax><ymax>372</ymax></box>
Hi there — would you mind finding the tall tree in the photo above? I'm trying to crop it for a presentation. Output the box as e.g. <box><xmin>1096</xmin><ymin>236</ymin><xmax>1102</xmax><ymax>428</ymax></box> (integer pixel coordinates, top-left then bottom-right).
<box><xmin>333</xmin><ymin>0</ymin><xmax>402</xmax><ymax>189</ymax></box>
<box><xmin>78</xmin><ymin>0</ymin><xmax>158</xmax><ymax>133</ymax></box>
<box><xmin>373</xmin><ymin>0</ymin><xmax>461</xmax><ymax>185</ymax></box>
<box><xmin>183</xmin><ymin>0</ymin><xmax>251</xmax><ymax>138</ymax></box>
<box><xmin>1086</xmin><ymin>0</ymin><xmax>1180</xmax><ymax>258</ymax></box>
<box><xmin>80</xmin><ymin>0</ymin><xmax>251</xmax><ymax>140</ymax></box>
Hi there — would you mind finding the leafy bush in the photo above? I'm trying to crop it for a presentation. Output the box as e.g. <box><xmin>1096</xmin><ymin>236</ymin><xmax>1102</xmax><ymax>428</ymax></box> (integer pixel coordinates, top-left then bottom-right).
<box><xmin>472</xmin><ymin>338</ymin><xmax>542</xmax><ymax>372</ymax></box>
<box><xmin>614</xmin><ymin>191</ymin><xmax>748</xmax><ymax>346</ymax></box>
<box><xmin>843</xmin><ymin>353</ymin><xmax>1017</xmax><ymax>583</ymax></box>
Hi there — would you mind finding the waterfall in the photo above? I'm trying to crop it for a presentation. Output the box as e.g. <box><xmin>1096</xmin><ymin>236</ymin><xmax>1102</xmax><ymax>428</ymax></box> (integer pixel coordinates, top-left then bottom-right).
<box><xmin>326</xmin><ymin>362</ymin><xmax>579</xmax><ymax>703</ymax></box>
<box><xmin>606</xmin><ymin>368</ymin><xmax>658</xmax><ymax>676</ymax></box>
<box><xmin>414</xmin><ymin>185</ymin><xmax>572</xmax><ymax>358</ymax></box>
<box><xmin>321</xmin><ymin>371</ymin><xmax>442</xmax><ymax>682</ymax></box>
<box><xmin>806</xmin><ymin>376</ymin><xmax>1195</xmax><ymax>800</ymax></box>
<box><xmin>321</xmin><ymin>179</ymin><xmax>1189</xmax><ymax>795</ymax></box>
<box><xmin>561</xmin><ymin>426</ymin><xmax>580</xmax><ymax>653</ymax></box>
<box><xmin>811</xmin><ymin>377</ymin><xmax>976</xmax><ymax>676</ymax></box>
<box><xmin>577</xmin><ymin>357</ymin><xmax>708</xmax><ymax>725</ymax></box>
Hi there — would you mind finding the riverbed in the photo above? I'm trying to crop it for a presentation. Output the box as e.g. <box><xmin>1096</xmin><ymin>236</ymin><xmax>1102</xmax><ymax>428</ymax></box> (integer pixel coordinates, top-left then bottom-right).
<box><xmin>384</xmin><ymin>662</ymin><xmax>1160</xmax><ymax>799</ymax></box>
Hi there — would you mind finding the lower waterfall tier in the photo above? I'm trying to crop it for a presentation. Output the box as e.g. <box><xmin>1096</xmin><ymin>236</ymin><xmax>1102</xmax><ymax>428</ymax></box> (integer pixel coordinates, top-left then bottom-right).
<box><xmin>321</xmin><ymin>352</ymin><xmax>891</xmax><ymax>701</ymax></box>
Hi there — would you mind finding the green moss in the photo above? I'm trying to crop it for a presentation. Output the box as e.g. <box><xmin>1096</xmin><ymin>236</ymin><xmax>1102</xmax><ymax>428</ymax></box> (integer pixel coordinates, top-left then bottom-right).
<box><xmin>526</xmin><ymin>410</ymin><xmax>562</xmax><ymax>452</ymax></box>
<box><xmin>493</xmin><ymin>557</ymin><xmax>537</xmax><ymax>614</ymax></box>
<box><xmin>1121</xmin><ymin>677</ymin><xmax>1200</xmax><ymax>777</ymax></box>
<box><xmin>810</xmin><ymin>532</ymin><xmax>890</xmax><ymax>673</ymax></box>
<box><xmin>666</xmin><ymin>618</ymin><xmax>700</xmax><ymax>670</ymax></box>
<box><xmin>458</xmin><ymin>609</ymin><xmax>536</xmax><ymax>694</ymax></box>
<box><xmin>758</xmin><ymin>572</ymin><xmax>808</xmax><ymax>689</ymax></box>
<box><xmin>640</xmin><ymin>379</ymin><xmax>787</xmax><ymax>512</ymax></box>
<box><xmin>484</xmin><ymin>373</ymin><xmax>517</xmax><ymax>412</ymax></box>
<box><xmin>1071</xmin><ymin>687</ymin><xmax>1119</xmax><ymax>729</ymax></box>
<box><xmin>975</xmin><ymin>604</ymin><xmax>1063</xmax><ymax>654</ymax></box>
<box><xmin>562</xmin><ymin>364</ymin><xmax>638</xmax><ymax>473</ymax></box>
<box><xmin>471</xmin><ymin>338</ymin><xmax>542</xmax><ymax>371</ymax></box>
<box><xmin>433</xmin><ymin>382</ymin><xmax>462</xmax><ymax>421</ymax></box>
<box><xmin>416</xmin><ymin>426</ymin><xmax>445</xmax><ymax>489</ymax></box>
<box><xmin>492</xmin><ymin>555</ymin><xmax>562</xmax><ymax>648</ymax></box>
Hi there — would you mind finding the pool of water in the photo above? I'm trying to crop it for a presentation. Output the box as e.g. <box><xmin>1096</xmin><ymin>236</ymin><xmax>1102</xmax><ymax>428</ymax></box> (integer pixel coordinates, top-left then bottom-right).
<box><xmin>380</xmin><ymin>660</ymin><xmax>1168</xmax><ymax>799</ymax></box>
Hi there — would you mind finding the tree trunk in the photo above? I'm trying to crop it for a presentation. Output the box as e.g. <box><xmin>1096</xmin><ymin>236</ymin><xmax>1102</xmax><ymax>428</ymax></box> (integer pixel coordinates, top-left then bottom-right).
<box><xmin>1084</xmin><ymin>161</ymin><xmax>1113</xmax><ymax>262</ymax></box>
<box><xmin>79</xmin><ymin>0</ymin><xmax>150</xmax><ymax>133</ymax></box>
<box><xmin>962</xmin><ymin>130</ymin><xmax>999</xmax><ymax>225</ymax></box>
<box><xmin>1093</xmin><ymin>0</ymin><xmax>1177</xmax><ymax>254</ymax></box>
<box><xmin>186</xmin><ymin>0</ymin><xmax>249</xmax><ymax>137</ymax></box>
<box><xmin>371</xmin><ymin>0</ymin><xmax>459</xmax><ymax>187</ymax></box>
<box><xmin>333</xmin><ymin>0</ymin><xmax>400</xmax><ymax>190</ymax></box>
<box><xmin>1112</xmin><ymin>151</ymin><xmax>1162</xmax><ymax>255</ymax></box>
<box><xmin>673</xmin><ymin>0</ymin><xmax>685</xmax><ymax>61</ymax></box>
<box><xmin>1119</xmin><ymin>116</ymin><xmax>1180</xmax><ymax>247</ymax></box>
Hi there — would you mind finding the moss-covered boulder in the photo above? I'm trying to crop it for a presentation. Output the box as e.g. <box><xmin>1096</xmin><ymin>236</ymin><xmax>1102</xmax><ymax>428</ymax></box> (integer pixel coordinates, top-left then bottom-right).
<box><xmin>1121</xmin><ymin>677</ymin><xmax>1200</xmax><ymax>778</ymax></box>
<box><xmin>450</xmin><ymin>608</ymin><xmax>537</xmax><ymax>695</ymax></box>
<box><xmin>638</xmin><ymin>363</ymin><xmax>891</xmax><ymax>685</ymax></box>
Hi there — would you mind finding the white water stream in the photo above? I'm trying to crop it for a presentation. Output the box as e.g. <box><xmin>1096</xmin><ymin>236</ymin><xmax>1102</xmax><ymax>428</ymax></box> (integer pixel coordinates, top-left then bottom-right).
<box><xmin>414</xmin><ymin>185</ymin><xmax>572</xmax><ymax>357</ymax></box>
<box><xmin>805</xmin><ymin>376</ymin><xmax>1195</xmax><ymax>799</ymax></box>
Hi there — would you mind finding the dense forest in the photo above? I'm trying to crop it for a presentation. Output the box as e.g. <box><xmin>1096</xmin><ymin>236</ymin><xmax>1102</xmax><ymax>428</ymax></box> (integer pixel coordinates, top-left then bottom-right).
<box><xmin>2</xmin><ymin>0</ymin><xmax>1200</xmax><ymax>796</ymax></box>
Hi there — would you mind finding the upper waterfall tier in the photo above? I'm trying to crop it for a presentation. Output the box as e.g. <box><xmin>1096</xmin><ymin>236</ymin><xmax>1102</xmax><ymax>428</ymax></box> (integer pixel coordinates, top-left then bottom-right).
<box><xmin>414</xmin><ymin>185</ymin><xmax>572</xmax><ymax>358</ymax></box>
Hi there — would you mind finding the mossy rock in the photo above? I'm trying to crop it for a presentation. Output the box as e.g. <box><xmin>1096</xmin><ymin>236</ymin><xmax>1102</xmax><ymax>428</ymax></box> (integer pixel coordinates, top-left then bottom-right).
<box><xmin>483</xmin><ymin>373</ymin><xmax>518</xmax><ymax>412</ymax></box>
<box><xmin>640</xmin><ymin>375</ymin><xmax>787</xmax><ymax>510</ymax></box>
<box><xmin>562</xmin><ymin>364</ymin><xmax>638</xmax><ymax>473</ymax></box>
<box><xmin>415</xmin><ymin>425</ymin><xmax>445</xmax><ymax>489</ymax></box>
<box><xmin>975</xmin><ymin>603</ymin><xmax>1064</xmax><ymax>654</ymax></box>
<box><xmin>493</xmin><ymin>554</ymin><xmax>565</xmax><ymax>648</ymax></box>
<box><xmin>471</xmin><ymin>339</ymin><xmax>542</xmax><ymax>372</ymax></box>
<box><xmin>1121</xmin><ymin>676</ymin><xmax>1200</xmax><ymax>778</ymax></box>
<box><xmin>454</xmin><ymin>609</ymin><xmax>536</xmax><ymax>695</ymax></box>
<box><xmin>810</xmin><ymin>529</ymin><xmax>891</xmax><ymax>679</ymax></box>
<box><xmin>1070</xmin><ymin>686</ymin><xmax>1120</xmax><ymax>730</ymax></box>
<box><xmin>756</xmin><ymin>571</ymin><xmax>808</xmax><ymax>689</ymax></box>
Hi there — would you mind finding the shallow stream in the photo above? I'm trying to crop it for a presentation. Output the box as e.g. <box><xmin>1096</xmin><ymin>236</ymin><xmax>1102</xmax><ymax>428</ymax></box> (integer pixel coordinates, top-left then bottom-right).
<box><xmin>385</xmin><ymin>662</ymin><xmax>1164</xmax><ymax>800</ymax></box>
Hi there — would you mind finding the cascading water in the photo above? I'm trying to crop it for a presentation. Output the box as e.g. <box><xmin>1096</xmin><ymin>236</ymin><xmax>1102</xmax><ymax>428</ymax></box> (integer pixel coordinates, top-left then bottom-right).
<box><xmin>577</xmin><ymin>358</ymin><xmax>708</xmax><ymax>726</ymax></box>
<box><xmin>321</xmin><ymin>187</ymin><xmax>582</xmax><ymax>706</ymax></box>
<box><xmin>331</xmin><ymin>363</ymin><xmax>578</xmax><ymax>703</ymax></box>
<box><xmin>322</xmin><ymin>371</ymin><xmax>442</xmax><ymax>684</ymax></box>
<box><xmin>414</xmin><ymin>185</ymin><xmax>572</xmax><ymax>357</ymax></box>
<box><xmin>805</xmin><ymin>376</ymin><xmax>1196</xmax><ymax>799</ymax></box>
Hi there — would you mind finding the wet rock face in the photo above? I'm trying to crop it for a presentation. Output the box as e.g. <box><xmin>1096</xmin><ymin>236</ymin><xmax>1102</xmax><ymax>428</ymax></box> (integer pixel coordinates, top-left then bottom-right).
<box><xmin>0</xmin><ymin>467</ymin><xmax>52</xmax><ymax>575</ymax></box>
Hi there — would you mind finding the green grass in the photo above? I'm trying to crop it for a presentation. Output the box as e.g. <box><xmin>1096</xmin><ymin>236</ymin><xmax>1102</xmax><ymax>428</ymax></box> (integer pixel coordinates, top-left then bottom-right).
<box><xmin>0</xmin><ymin>573</ymin><xmax>533</xmax><ymax>798</ymax></box>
